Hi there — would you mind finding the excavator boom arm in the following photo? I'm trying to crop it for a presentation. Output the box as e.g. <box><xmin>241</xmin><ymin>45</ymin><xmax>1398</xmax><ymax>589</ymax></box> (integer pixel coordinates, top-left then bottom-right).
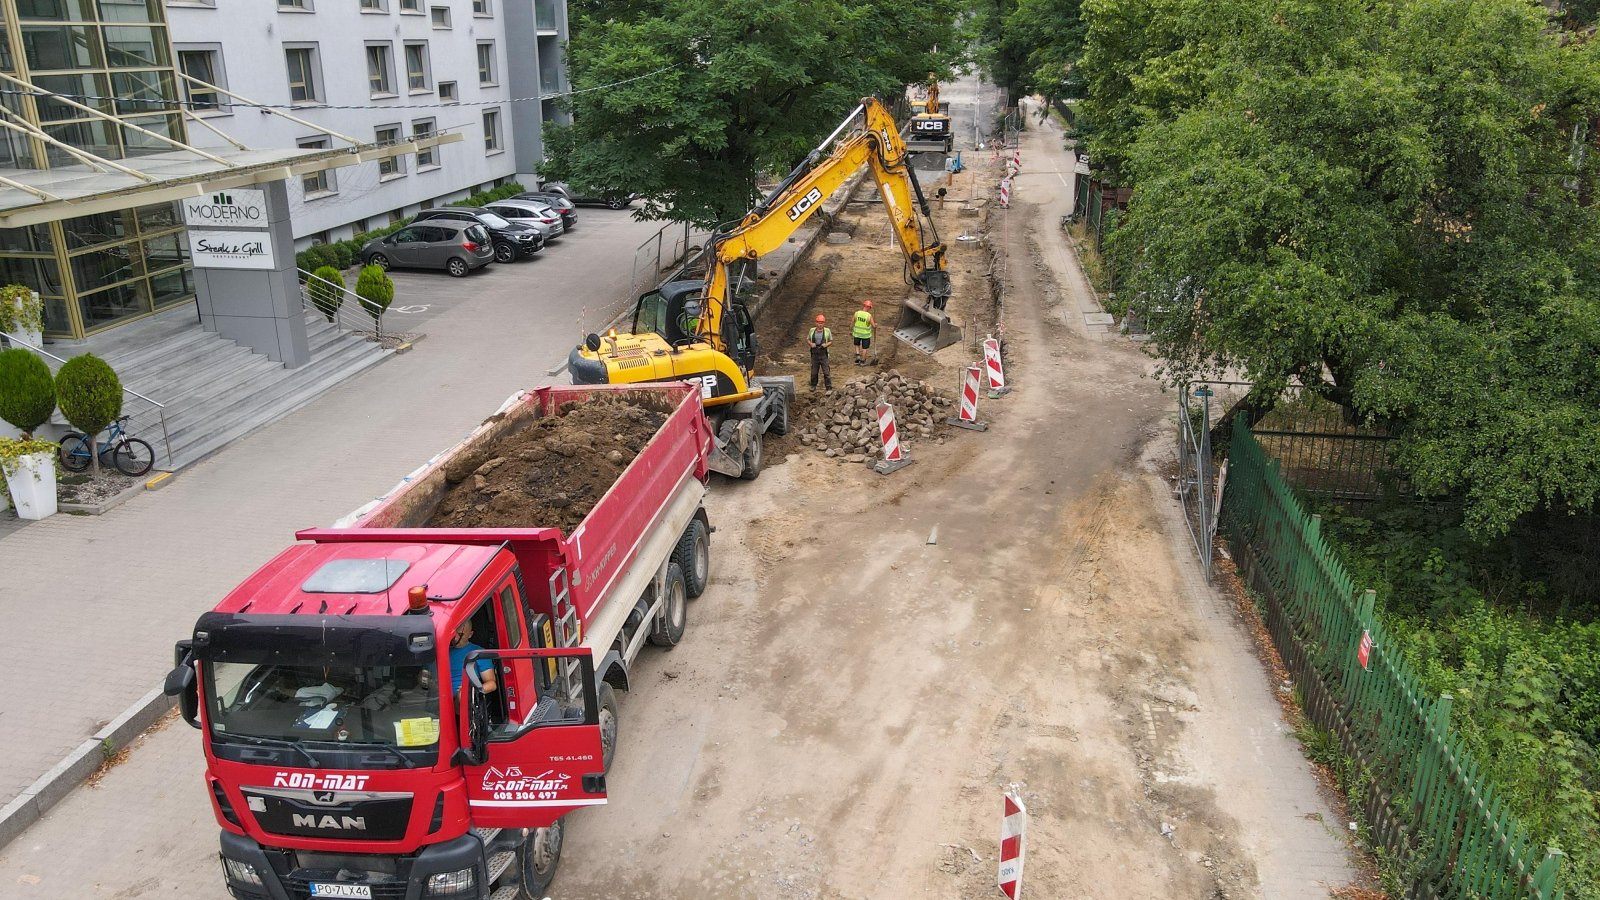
<box><xmin>697</xmin><ymin>97</ymin><xmax>948</xmax><ymax>349</ymax></box>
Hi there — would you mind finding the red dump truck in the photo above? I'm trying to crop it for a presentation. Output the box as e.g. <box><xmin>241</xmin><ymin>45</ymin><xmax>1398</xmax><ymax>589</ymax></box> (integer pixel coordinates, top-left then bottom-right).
<box><xmin>165</xmin><ymin>383</ymin><xmax>715</xmax><ymax>900</ymax></box>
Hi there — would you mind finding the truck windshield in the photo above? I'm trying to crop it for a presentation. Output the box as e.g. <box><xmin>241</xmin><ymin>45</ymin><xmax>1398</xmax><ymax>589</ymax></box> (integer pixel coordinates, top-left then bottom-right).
<box><xmin>207</xmin><ymin>660</ymin><xmax>441</xmax><ymax>756</ymax></box>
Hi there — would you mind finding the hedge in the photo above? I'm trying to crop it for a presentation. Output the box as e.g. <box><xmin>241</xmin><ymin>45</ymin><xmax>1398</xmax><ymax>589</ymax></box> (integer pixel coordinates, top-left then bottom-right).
<box><xmin>295</xmin><ymin>182</ymin><xmax>526</xmax><ymax>276</ymax></box>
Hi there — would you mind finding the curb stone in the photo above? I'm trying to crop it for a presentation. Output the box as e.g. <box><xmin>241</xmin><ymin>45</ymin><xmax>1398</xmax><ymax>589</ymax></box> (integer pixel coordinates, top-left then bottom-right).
<box><xmin>0</xmin><ymin>687</ymin><xmax>174</xmax><ymax>851</ymax></box>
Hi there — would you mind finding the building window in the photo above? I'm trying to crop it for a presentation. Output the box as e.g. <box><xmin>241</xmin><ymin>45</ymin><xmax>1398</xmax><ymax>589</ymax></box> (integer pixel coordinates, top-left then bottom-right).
<box><xmin>177</xmin><ymin>48</ymin><xmax>223</xmax><ymax>113</ymax></box>
<box><xmin>473</xmin><ymin>0</ymin><xmax>492</xmax><ymax>14</ymax></box>
<box><xmin>483</xmin><ymin>108</ymin><xmax>501</xmax><ymax>153</ymax></box>
<box><xmin>360</xmin><ymin>0</ymin><xmax>387</xmax><ymax>10</ymax></box>
<box><xmin>399</xmin><ymin>0</ymin><xmax>421</xmax><ymax>10</ymax></box>
<box><xmin>476</xmin><ymin>41</ymin><xmax>495</xmax><ymax>85</ymax></box>
<box><xmin>404</xmin><ymin>42</ymin><xmax>430</xmax><ymax>92</ymax></box>
<box><xmin>430</xmin><ymin>6</ymin><xmax>451</xmax><ymax>28</ymax></box>
<box><xmin>278</xmin><ymin>0</ymin><xmax>311</xmax><ymax>9</ymax></box>
<box><xmin>388</xmin><ymin>208</ymin><xmax>406</xmax><ymax>225</ymax></box>
<box><xmin>413</xmin><ymin>118</ymin><xmax>437</xmax><ymax>169</ymax></box>
<box><xmin>284</xmin><ymin>46</ymin><xmax>321</xmax><ymax>104</ymax></box>
<box><xmin>438</xmin><ymin>81</ymin><xmax>456</xmax><ymax>103</ymax></box>
<box><xmin>299</xmin><ymin>137</ymin><xmax>334</xmax><ymax>197</ymax></box>
<box><xmin>376</xmin><ymin>124</ymin><xmax>404</xmax><ymax>178</ymax></box>
<box><xmin>366</xmin><ymin>43</ymin><xmax>394</xmax><ymax>96</ymax></box>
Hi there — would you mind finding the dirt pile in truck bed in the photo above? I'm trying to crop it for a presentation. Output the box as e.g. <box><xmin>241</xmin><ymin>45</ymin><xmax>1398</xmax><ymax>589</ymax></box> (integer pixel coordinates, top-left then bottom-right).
<box><xmin>426</xmin><ymin>397</ymin><xmax>669</xmax><ymax>533</ymax></box>
<box><xmin>793</xmin><ymin>370</ymin><xmax>953</xmax><ymax>463</ymax></box>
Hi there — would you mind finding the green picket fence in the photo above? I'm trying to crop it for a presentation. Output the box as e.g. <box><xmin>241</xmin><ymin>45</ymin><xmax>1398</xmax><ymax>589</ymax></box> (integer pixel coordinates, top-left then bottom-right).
<box><xmin>1221</xmin><ymin>418</ymin><xmax>1565</xmax><ymax>899</ymax></box>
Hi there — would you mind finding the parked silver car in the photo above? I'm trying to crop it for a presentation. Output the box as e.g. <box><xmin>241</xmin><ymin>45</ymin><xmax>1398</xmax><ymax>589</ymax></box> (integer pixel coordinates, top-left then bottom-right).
<box><xmin>484</xmin><ymin>199</ymin><xmax>566</xmax><ymax>242</ymax></box>
<box><xmin>360</xmin><ymin>221</ymin><xmax>495</xmax><ymax>277</ymax></box>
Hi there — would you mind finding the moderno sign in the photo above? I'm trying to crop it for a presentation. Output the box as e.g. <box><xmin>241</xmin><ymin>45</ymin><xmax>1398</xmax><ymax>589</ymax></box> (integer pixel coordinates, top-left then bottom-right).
<box><xmin>188</xmin><ymin>230</ymin><xmax>277</xmax><ymax>270</ymax></box>
<box><xmin>182</xmin><ymin>188</ymin><xmax>268</xmax><ymax>228</ymax></box>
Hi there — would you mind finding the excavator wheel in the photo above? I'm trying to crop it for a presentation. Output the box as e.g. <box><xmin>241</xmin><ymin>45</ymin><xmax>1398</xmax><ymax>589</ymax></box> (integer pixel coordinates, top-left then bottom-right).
<box><xmin>739</xmin><ymin>427</ymin><xmax>764</xmax><ymax>480</ymax></box>
<box><xmin>767</xmin><ymin>390</ymin><xmax>790</xmax><ymax>436</ymax></box>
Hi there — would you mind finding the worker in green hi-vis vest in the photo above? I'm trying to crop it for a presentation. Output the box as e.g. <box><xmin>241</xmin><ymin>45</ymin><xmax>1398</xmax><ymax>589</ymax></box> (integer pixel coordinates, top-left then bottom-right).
<box><xmin>851</xmin><ymin>299</ymin><xmax>876</xmax><ymax>366</ymax></box>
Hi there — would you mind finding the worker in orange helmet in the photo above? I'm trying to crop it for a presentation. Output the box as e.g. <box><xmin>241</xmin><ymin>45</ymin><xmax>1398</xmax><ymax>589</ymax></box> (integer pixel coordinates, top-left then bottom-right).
<box><xmin>852</xmin><ymin>299</ymin><xmax>876</xmax><ymax>366</ymax></box>
<box><xmin>807</xmin><ymin>313</ymin><xmax>833</xmax><ymax>392</ymax></box>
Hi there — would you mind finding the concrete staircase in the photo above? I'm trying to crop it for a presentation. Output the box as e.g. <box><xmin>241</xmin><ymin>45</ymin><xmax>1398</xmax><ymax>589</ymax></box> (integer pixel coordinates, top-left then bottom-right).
<box><xmin>90</xmin><ymin>313</ymin><xmax>390</xmax><ymax>471</ymax></box>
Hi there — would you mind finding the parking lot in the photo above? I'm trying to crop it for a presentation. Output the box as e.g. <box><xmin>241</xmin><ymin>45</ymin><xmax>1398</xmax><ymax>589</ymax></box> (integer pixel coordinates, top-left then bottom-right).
<box><xmin>371</xmin><ymin>206</ymin><xmax>667</xmax><ymax>343</ymax></box>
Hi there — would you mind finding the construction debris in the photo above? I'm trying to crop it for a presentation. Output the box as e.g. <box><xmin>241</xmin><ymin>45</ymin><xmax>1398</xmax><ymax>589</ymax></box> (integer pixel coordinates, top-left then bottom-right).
<box><xmin>793</xmin><ymin>371</ymin><xmax>953</xmax><ymax>463</ymax></box>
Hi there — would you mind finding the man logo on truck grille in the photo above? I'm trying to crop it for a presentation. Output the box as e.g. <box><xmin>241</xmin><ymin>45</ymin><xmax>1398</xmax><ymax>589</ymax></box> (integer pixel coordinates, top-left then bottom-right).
<box><xmin>786</xmin><ymin>187</ymin><xmax>824</xmax><ymax>222</ymax></box>
<box><xmin>291</xmin><ymin>814</ymin><xmax>368</xmax><ymax>831</ymax></box>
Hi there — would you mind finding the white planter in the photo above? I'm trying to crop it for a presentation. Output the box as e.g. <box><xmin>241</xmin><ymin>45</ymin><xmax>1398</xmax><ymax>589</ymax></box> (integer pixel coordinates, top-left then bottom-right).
<box><xmin>4</xmin><ymin>451</ymin><xmax>56</xmax><ymax>520</ymax></box>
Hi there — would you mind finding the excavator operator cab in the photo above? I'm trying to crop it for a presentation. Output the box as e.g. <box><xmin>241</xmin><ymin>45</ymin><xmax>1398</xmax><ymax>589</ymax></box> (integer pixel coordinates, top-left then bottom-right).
<box><xmin>635</xmin><ymin>281</ymin><xmax>759</xmax><ymax>374</ymax></box>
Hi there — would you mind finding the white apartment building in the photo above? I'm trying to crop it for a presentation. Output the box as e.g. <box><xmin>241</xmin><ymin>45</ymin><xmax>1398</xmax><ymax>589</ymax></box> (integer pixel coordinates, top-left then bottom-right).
<box><xmin>164</xmin><ymin>0</ymin><xmax>571</xmax><ymax>251</ymax></box>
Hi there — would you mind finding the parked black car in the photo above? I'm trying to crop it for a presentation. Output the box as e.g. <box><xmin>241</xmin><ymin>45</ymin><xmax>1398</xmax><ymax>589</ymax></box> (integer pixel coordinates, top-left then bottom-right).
<box><xmin>514</xmin><ymin>192</ymin><xmax>578</xmax><ymax>230</ymax></box>
<box><xmin>412</xmin><ymin>207</ymin><xmax>542</xmax><ymax>262</ymax></box>
<box><xmin>539</xmin><ymin>182</ymin><xmax>639</xmax><ymax>210</ymax></box>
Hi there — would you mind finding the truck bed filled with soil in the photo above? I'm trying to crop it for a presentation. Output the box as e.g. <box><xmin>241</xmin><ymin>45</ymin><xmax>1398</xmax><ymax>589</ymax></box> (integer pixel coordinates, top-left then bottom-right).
<box><xmin>425</xmin><ymin>396</ymin><xmax>670</xmax><ymax>534</ymax></box>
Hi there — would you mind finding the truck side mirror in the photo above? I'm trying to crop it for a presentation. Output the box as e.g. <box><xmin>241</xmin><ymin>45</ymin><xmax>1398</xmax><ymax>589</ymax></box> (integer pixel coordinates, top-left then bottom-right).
<box><xmin>453</xmin><ymin>683</ymin><xmax>490</xmax><ymax>767</ymax></box>
<box><xmin>164</xmin><ymin>640</ymin><xmax>200</xmax><ymax>729</ymax></box>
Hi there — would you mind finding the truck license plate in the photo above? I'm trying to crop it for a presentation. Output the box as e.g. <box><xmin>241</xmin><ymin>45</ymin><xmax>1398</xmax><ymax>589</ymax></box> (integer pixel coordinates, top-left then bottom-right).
<box><xmin>310</xmin><ymin>884</ymin><xmax>371</xmax><ymax>899</ymax></box>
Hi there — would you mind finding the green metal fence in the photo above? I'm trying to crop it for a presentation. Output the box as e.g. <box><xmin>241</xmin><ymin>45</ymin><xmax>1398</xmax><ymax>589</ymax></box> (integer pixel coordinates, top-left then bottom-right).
<box><xmin>1222</xmin><ymin>418</ymin><xmax>1566</xmax><ymax>899</ymax></box>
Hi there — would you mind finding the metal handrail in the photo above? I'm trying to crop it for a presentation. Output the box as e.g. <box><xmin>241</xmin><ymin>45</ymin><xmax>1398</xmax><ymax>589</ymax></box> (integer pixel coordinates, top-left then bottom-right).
<box><xmin>0</xmin><ymin>329</ymin><xmax>173</xmax><ymax>467</ymax></box>
<box><xmin>297</xmin><ymin>268</ymin><xmax>380</xmax><ymax>335</ymax></box>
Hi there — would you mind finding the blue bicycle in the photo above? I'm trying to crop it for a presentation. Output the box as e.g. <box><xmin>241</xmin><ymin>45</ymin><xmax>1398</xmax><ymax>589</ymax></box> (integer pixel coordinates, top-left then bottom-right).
<box><xmin>58</xmin><ymin>415</ymin><xmax>154</xmax><ymax>476</ymax></box>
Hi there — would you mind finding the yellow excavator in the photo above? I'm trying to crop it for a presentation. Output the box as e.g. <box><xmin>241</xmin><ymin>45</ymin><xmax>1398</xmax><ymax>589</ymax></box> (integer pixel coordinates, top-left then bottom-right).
<box><xmin>905</xmin><ymin>75</ymin><xmax>954</xmax><ymax>153</ymax></box>
<box><xmin>568</xmin><ymin>96</ymin><xmax>960</xmax><ymax>479</ymax></box>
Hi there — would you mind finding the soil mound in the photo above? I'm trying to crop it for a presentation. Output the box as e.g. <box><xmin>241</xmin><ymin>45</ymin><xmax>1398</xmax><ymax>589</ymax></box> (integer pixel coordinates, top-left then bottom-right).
<box><xmin>426</xmin><ymin>397</ymin><xmax>668</xmax><ymax>533</ymax></box>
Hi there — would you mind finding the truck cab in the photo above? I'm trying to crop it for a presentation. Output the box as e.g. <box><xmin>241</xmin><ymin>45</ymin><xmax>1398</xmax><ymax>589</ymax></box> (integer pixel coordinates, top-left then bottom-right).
<box><xmin>168</xmin><ymin>540</ymin><xmax>605</xmax><ymax>900</ymax></box>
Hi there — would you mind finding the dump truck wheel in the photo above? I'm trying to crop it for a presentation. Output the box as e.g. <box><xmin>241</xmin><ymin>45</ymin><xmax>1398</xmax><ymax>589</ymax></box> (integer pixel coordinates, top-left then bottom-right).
<box><xmin>518</xmin><ymin>819</ymin><xmax>563</xmax><ymax>897</ymax></box>
<box><xmin>597</xmin><ymin>683</ymin><xmax>618</xmax><ymax>774</ymax></box>
<box><xmin>739</xmin><ymin>428</ymin><xmax>764</xmax><ymax>480</ymax></box>
<box><xmin>675</xmin><ymin>518</ymin><xmax>710</xmax><ymax>598</ymax></box>
<box><xmin>648</xmin><ymin>562</ymin><xmax>687</xmax><ymax>648</ymax></box>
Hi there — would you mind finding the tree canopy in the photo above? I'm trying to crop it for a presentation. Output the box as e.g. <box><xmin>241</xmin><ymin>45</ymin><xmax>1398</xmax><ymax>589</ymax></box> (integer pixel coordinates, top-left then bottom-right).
<box><xmin>1077</xmin><ymin>0</ymin><xmax>1600</xmax><ymax>536</ymax></box>
<box><xmin>542</xmin><ymin>0</ymin><xmax>968</xmax><ymax>228</ymax></box>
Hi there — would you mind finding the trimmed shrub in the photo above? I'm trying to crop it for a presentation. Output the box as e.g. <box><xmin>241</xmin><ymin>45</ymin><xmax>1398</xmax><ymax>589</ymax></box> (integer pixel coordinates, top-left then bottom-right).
<box><xmin>56</xmin><ymin>354</ymin><xmax>121</xmax><ymax>474</ymax></box>
<box><xmin>355</xmin><ymin>265</ymin><xmax>395</xmax><ymax>336</ymax></box>
<box><xmin>308</xmin><ymin>266</ymin><xmax>345</xmax><ymax>322</ymax></box>
<box><xmin>0</xmin><ymin>348</ymin><xmax>55</xmax><ymax>437</ymax></box>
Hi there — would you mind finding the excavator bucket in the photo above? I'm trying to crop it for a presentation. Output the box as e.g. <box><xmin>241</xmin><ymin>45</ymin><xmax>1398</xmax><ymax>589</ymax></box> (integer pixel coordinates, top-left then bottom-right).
<box><xmin>895</xmin><ymin>296</ymin><xmax>963</xmax><ymax>354</ymax></box>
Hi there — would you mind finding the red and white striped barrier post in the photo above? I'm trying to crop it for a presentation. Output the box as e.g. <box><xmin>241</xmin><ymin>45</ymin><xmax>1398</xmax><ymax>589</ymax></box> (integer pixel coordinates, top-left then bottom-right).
<box><xmin>873</xmin><ymin>400</ymin><xmax>913</xmax><ymax>475</ymax></box>
<box><xmin>998</xmin><ymin>178</ymin><xmax>1011</xmax><ymax>209</ymax></box>
<box><xmin>998</xmin><ymin>787</ymin><xmax>1027</xmax><ymax>899</ymax></box>
<box><xmin>984</xmin><ymin>335</ymin><xmax>1010</xmax><ymax>398</ymax></box>
<box><xmin>1011</xmin><ymin>147</ymin><xmax>1022</xmax><ymax>171</ymax></box>
<box><xmin>945</xmin><ymin>365</ymin><xmax>988</xmax><ymax>432</ymax></box>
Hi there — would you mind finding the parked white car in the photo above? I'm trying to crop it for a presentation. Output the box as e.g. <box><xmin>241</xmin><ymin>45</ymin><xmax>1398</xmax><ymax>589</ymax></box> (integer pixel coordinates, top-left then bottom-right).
<box><xmin>485</xmin><ymin>199</ymin><xmax>566</xmax><ymax>242</ymax></box>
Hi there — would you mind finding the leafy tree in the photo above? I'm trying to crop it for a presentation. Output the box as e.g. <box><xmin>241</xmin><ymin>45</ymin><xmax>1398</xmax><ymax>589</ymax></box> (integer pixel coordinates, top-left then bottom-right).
<box><xmin>0</xmin><ymin>348</ymin><xmax>54</xmax><ymax>437</ymax></box>
<box><xmin>1094</xmin><ymin>0</ymin><xmax>1600</xmax><ymax>536</ymax></box>
<box><xmin>543</xmin><ymin>0</ymin><xmax>968</xmax><ymax>228</ymax></box>
<box><xmin>56</xmin><ymin>354</ymin><xmax>121</xmax><ymax>476</ymax></box>
<box><xmin>308</xmin><ymin>265</ymin><xmax>345</xmax><ymax>323</ymax></box>
<box><xmin>356</xmin><ymin>265</ymin><xmax>394</xmax><ymax>337</ymax></box>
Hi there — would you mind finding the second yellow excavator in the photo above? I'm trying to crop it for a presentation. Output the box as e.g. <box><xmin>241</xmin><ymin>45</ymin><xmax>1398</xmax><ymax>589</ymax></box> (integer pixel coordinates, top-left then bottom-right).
<box><xmin>568</xmin><ymin>96</ymin><xmax>961</xmax><ymax>479</ymax></box>
<box><xmin>905</xmin><ymin>75</ymin><xmax>954</xmax><ymax>153</ymax></box>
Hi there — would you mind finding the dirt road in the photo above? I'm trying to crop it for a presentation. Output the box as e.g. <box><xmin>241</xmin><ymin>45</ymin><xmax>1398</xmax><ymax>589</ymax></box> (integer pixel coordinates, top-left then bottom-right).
<box><xmin>553</xmin><ymin>101</ymin><xmax>1359</xmax><ymax>898</ymax></box>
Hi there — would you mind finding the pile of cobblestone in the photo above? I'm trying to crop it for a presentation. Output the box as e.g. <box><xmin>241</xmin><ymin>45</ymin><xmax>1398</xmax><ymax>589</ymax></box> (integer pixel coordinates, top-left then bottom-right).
<box><xmin>795</xmin><ymin>371</ymin><xmax>952</xmax><ymax>463</ymax></box>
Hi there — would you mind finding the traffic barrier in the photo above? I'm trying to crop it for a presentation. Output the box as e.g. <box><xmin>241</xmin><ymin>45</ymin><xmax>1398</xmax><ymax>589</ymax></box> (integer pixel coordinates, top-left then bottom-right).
<box><xmin>984</xmin><ymin>335</ymin><xmax>1010</xmax><ymax>397</ymax></box>
<box><xmin>998</xmin><ymin>178</ymin><xmax>1011</xmax><ymax>209</ymax></box>
<box><xmin>873</xmin><ymin>401</ymin><xmax>913</xmax><ymax>475</ymax></box>
<box><xmin>1012</xmin><ymin>147</ymin><xmax>1022</xmax><ymax>171</ymax></box>
<box><xmin>945</xmin><ymin>365</ymin><xmax>988</xmax><ymax>432</ymax></box>
<box><xmin>999</xmin><ymin>787</ymin><xmax>1027</xmax><ymax>898</ymax></box>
